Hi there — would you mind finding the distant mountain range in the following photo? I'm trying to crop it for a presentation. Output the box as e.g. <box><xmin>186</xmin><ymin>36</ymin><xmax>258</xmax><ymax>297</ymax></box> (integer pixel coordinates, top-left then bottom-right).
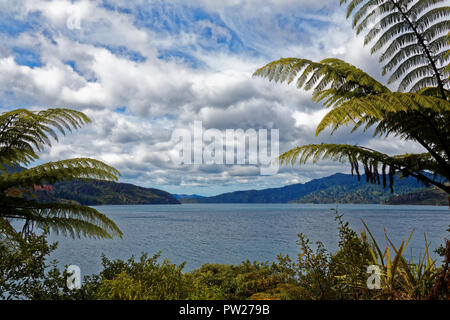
<box><xmin>181</xmin><ymin>173</ymin><xmax>447</xmax><ymax>205</ymax></box>
<box><xmin>173</xmin><ymin>194</ymin><xmax>205</xmax><ymax>200</ymax></box>
<box><xmin>2</xmin><ymin>164</ymin><xmax>447</xmax><ymax>205</ymax></box>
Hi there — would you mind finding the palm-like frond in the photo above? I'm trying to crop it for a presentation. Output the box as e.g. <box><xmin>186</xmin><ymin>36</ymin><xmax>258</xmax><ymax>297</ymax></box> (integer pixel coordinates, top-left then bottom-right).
<box><xmin>255</xmin><ymin>2</ymin><xmax>450</xmax><ymax>196</ymax></box>
<box><xmin>254</xmin><ymin>56</ymin><xmax>450</xmax><ymax>193</ymax></box>
<box><xmin>253</xmin><ymin>58</ymin><xmax>390</xmax><ymax>107</ymax></box>
<box><xmin>0</xmin><ymin>196</ymin><xmax>122</xmax><ymax>239</ymax></box>
<box><xmin>341</xmin><ymin>0</ymin><xmax>450</xmax><ymax>97</ymax></box>
<box><xmin>279</xmin><ymin>144</ymin><xmax>449</xmax><ymax>193</ymax></box>
<box><xmin>316</xmin><ymin>92</ymin><xmax>450</xmax><ymax>134</ymax></box>
<box><xmin>0</xmin><ymin>158</ymin><xmax>120</xmax><ymax>191</ymax></box>
<box><xmin>254</xmin><ymin>59</ymin><xmax>450</xmax><ymax>154</ymax></box>
<box><xmin>0</xmin><ymin>108</ymin><xmax>90</xmax><ymax>169</ymax></box>
<box><xmin>445</xmin><ymin>31</ymin><xmax>450</xmax><ymax>75</ymax></box>
<box><xmin>316</xmin><ymin>92</ymin><xmax>450</xmax><ymax>169</ymax></box>
<box><xmin>0</xmin><ymin>108</ymin><xmax>122</xmax><ymax>239</ymax></box>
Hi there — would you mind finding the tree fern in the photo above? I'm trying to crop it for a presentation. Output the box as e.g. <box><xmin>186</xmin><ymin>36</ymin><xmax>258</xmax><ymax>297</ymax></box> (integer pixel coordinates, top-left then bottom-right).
<box><xmin>0</xmin><ymin>108</ymin><xmax>123</xmax><ymax>239</ymax></box>
<box><xmin>253</xmin><ymin>58</ymin><xmax>390</xmax><ymax>107</ymax></box>
<box><xmin>0</xmin><ymin>196</ymin><xmax>122</xmax><ymax>239</ymax></box>
<box><xmin>255</xmin><ymin>57</ymin><xmax>450</xmax><ymax>193</ymax></box>
<box><xmin>0</xmin><ymin>159</ymin><xmax>119</xmax><ymax>191</ymax></box>
<box><xmin>254</xmin><ymin>1</ymin><xmax>450</xmax><ymax>196</ymax></box>
<box><xmin>341</xmin><ymin>0</ymin><xmax>450</xmax><ymax>98</ymax></box>
<box><xmin>0</xmin><ymin>109</ymin><xmax>91</xmax><ymax>169</ymax></box>
<box><xmin>279</xmin><ymin>144</ymin><xmax>448</xmax><ymax>193</ymax></box>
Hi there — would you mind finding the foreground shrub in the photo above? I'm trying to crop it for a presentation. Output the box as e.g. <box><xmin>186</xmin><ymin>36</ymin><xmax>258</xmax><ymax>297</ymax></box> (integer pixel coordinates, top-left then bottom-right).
<box><xmin>95</xmin><ymin>253</ymin><xmax>196</xmax><ymax>300</ymax></box>
<box><xmin>0</xmin><ymin>221</ymin><xmax>75</xmax><ymax>300</ymax></box>
<box><xmin>188</xmin><ymin>260</ymin><xmax>293</xmax><ymax>300</ymax></box>
<box><xmin>271</xmin><ymin>211</ymin><xmax>447</xmax><ymax>300</ymax></box>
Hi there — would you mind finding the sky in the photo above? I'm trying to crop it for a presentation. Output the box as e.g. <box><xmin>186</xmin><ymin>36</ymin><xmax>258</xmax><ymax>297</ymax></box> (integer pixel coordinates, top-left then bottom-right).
<box><xmin>0</xmin><ymin>0</ymin><xmax>426</xmax><ymax>196</ymax></box>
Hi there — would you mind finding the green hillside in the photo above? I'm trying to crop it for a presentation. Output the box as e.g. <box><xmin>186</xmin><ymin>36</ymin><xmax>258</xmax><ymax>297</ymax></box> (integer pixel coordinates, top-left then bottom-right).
<box><xmin>34</xmin><ymin>180</ymin><xmax>180</xmax><ymax>205</ymax></box>
<box><xmin>291</xmin><ymin>184</ymin><xmax>426</xmax><ymax>204</ymax></box>
<box><xmin>386</xmin><ymin>188</ymin><xmax>449</xmax><ymax>206</ymax></box>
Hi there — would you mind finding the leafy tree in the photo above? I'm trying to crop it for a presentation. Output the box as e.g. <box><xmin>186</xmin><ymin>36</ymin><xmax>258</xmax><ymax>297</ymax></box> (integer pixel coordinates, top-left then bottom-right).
<box><xmin>0</xmin><ymin>222</ymin><xmax>72</xmax><ymax>300</ymax></box>
<box><xmin>254</xmin><ymin>0</ymin><xmax>450</xmax><ymax>194</ymax></box>
<box><xmin>0</xmin><ymin>108</ymin><xmax>122</xmax><ymax>239</ymax></box>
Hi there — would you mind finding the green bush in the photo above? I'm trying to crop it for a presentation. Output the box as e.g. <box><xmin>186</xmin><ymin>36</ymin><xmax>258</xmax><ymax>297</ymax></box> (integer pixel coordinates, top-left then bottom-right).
<box><xmin>188</xmin><ymin>260</ymin><xmax>292</xmax><ymax>300</ymax></box>
<box><xmin>0</xmin><ymin>221</ymin><xmax>75</xmax><ymax>300</ymax></box>
<box><xmin>94</xmin><ymin>252</ymin><xmax>192</xmax><ymax>300</ymax></box>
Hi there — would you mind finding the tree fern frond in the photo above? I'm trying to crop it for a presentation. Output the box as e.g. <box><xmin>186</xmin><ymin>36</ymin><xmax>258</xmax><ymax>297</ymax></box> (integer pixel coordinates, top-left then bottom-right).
<box><xmin>387</xmin><ymin>50</ymin><xmax>448</xmax><ymax>85</ymax></box>
<box><xmin>316</xmin><ymin>92</ymin><xmax>450</xmax><ymax>134</ymax></box>
<box><xmin>342</xmin><ymin>0</ymin><xmax>450</xmax><ymax>97</ymax></box>
<box><xmin>382</xmin><ymin>34</ymin><xmax>448</xmax><ymax>62</ymax></box>
<box><xmin>407</xmin><ymin>0</ymin><xmax>447</xmax><ymax>18</ymax></box>
<box><xmin>253</xmin><ymin>58</ymin><xmax>390</xmax><ymax>109</ymax></box>
<box><xmin>256</xmin><ymin>1</ymin><xmax>450</xmax><ymax>197</ymax></box>
<box><xmin>410</xmin><ymin>75</ymin><xmax>447</xmax><ymax>92</ymax></box>
<box><xmin>0</xmin><ymin>158</ymin><xmax>120</xmax><ymax>190</ymax></box>
<box><xmin>422</xmin><ymin>19</ymin><xmax>450</xmax><ymax>42</ymax></box>
<box><xmin>381</xmin><ymin>43</ymin><xmax>422</xmax><ymax>73</ymax></box>
<box><xmin>0</xmin><ymin>108</ymin><xmax>122</xmax><ymax>239</ymax></box>
<box><xmin>398</xmin><ymin>65</ymin><xmax>446</xmax><ymax>91</ymax></box>
<box><xmin>0</xmin><ymin>108</ymin><xmax>92</xmax><ymax>169</ymax></box>
<box><xmin>316</xmin><ymin>92</ymin><xmax>450</xmax><ymax>172</ymax></box>
<box><xmin>445</xmin><ymin>31</ymin><xmax>450</xmax><ymax>75</ymax></box>
<box><xmin>417</xmin><ymin>86</ymin><xmax>450</xmax><ymax>97</ymax></box>
<box><xmin>355</xmin><ymin>2</ymin><xmax>402</xmax><ymax>35</ymax></box>
<box><xmin>279</xmin><ymin>143</ymin><xmax>448</xmax><ymax>193</ymax></box>
<box><xmin>378</xmin><ymin>32</ymin><xmax>420</xmax><ymax>60</ymax></box>
<box><xmin>414</xmin><ymin>7</ymin><xmax>450</xmax><ymax>32</ymax></box>
<box><xmin>0</xmin><ymin>196</ymin><xmax>122</xmax><ymax>239</ymax></box>
<box><xmin>386</xmin><ymin>53</ymin><xmax>430</xmax><ymax>82</ymax></box>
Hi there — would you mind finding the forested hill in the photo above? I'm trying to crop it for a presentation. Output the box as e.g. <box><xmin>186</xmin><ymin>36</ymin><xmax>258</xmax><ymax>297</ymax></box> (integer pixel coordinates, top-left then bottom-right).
<box><xmin>33</xmin><ymin>180</ymin><xmax>180</xmax><ymax>205</ymax></box>
<box><xmin>1</xmin><ymin>164</ymin><xmax>180</xmax><ymax>205</ymax></box>
<box><xmin>386</xmin><ymin>188</ymin><xmax>449</xmax><ymax>206</ymax></box>
<box><xmin>182</xmin><ymin>173</ymin><xmax>435</xmax><ymax>204</ymax></box>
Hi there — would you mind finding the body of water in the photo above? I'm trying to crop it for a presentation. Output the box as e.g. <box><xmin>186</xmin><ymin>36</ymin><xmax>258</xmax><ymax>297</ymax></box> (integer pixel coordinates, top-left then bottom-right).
<box><xmin>48</xmin><ymin>204</ymin><xmax>449</xmax><ymax>277</ymax></box>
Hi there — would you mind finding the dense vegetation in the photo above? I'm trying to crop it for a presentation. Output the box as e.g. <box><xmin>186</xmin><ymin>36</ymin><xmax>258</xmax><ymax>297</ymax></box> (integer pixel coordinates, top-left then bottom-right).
<box><xmin>292</xmin><ymin>183</ymin><xmax>425</xmax><ymax>204</ymax></box>
<box><xmin>1</xmin><ymin>211</ymin><xmax>448</xmax><ymax>300</ymax></box>
<box><xmin>386</xmin><ymin>187</ymin><xmax>449</xmax><ymax>205</ymax></box>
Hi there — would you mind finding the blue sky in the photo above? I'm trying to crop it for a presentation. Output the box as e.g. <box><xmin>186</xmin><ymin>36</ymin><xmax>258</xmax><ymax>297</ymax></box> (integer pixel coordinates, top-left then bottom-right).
<box><xmin>0</xmin><ymin>0</ymin><xmax>426</xmax><ymax>196</ymax></box>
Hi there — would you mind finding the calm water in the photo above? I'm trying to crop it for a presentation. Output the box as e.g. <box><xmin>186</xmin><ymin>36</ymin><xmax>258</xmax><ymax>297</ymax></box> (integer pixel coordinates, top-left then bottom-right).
<box><xmin>48</xmin><ymin>204</ymin><xmax>449</xmax><ymax>276</ymax></box>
